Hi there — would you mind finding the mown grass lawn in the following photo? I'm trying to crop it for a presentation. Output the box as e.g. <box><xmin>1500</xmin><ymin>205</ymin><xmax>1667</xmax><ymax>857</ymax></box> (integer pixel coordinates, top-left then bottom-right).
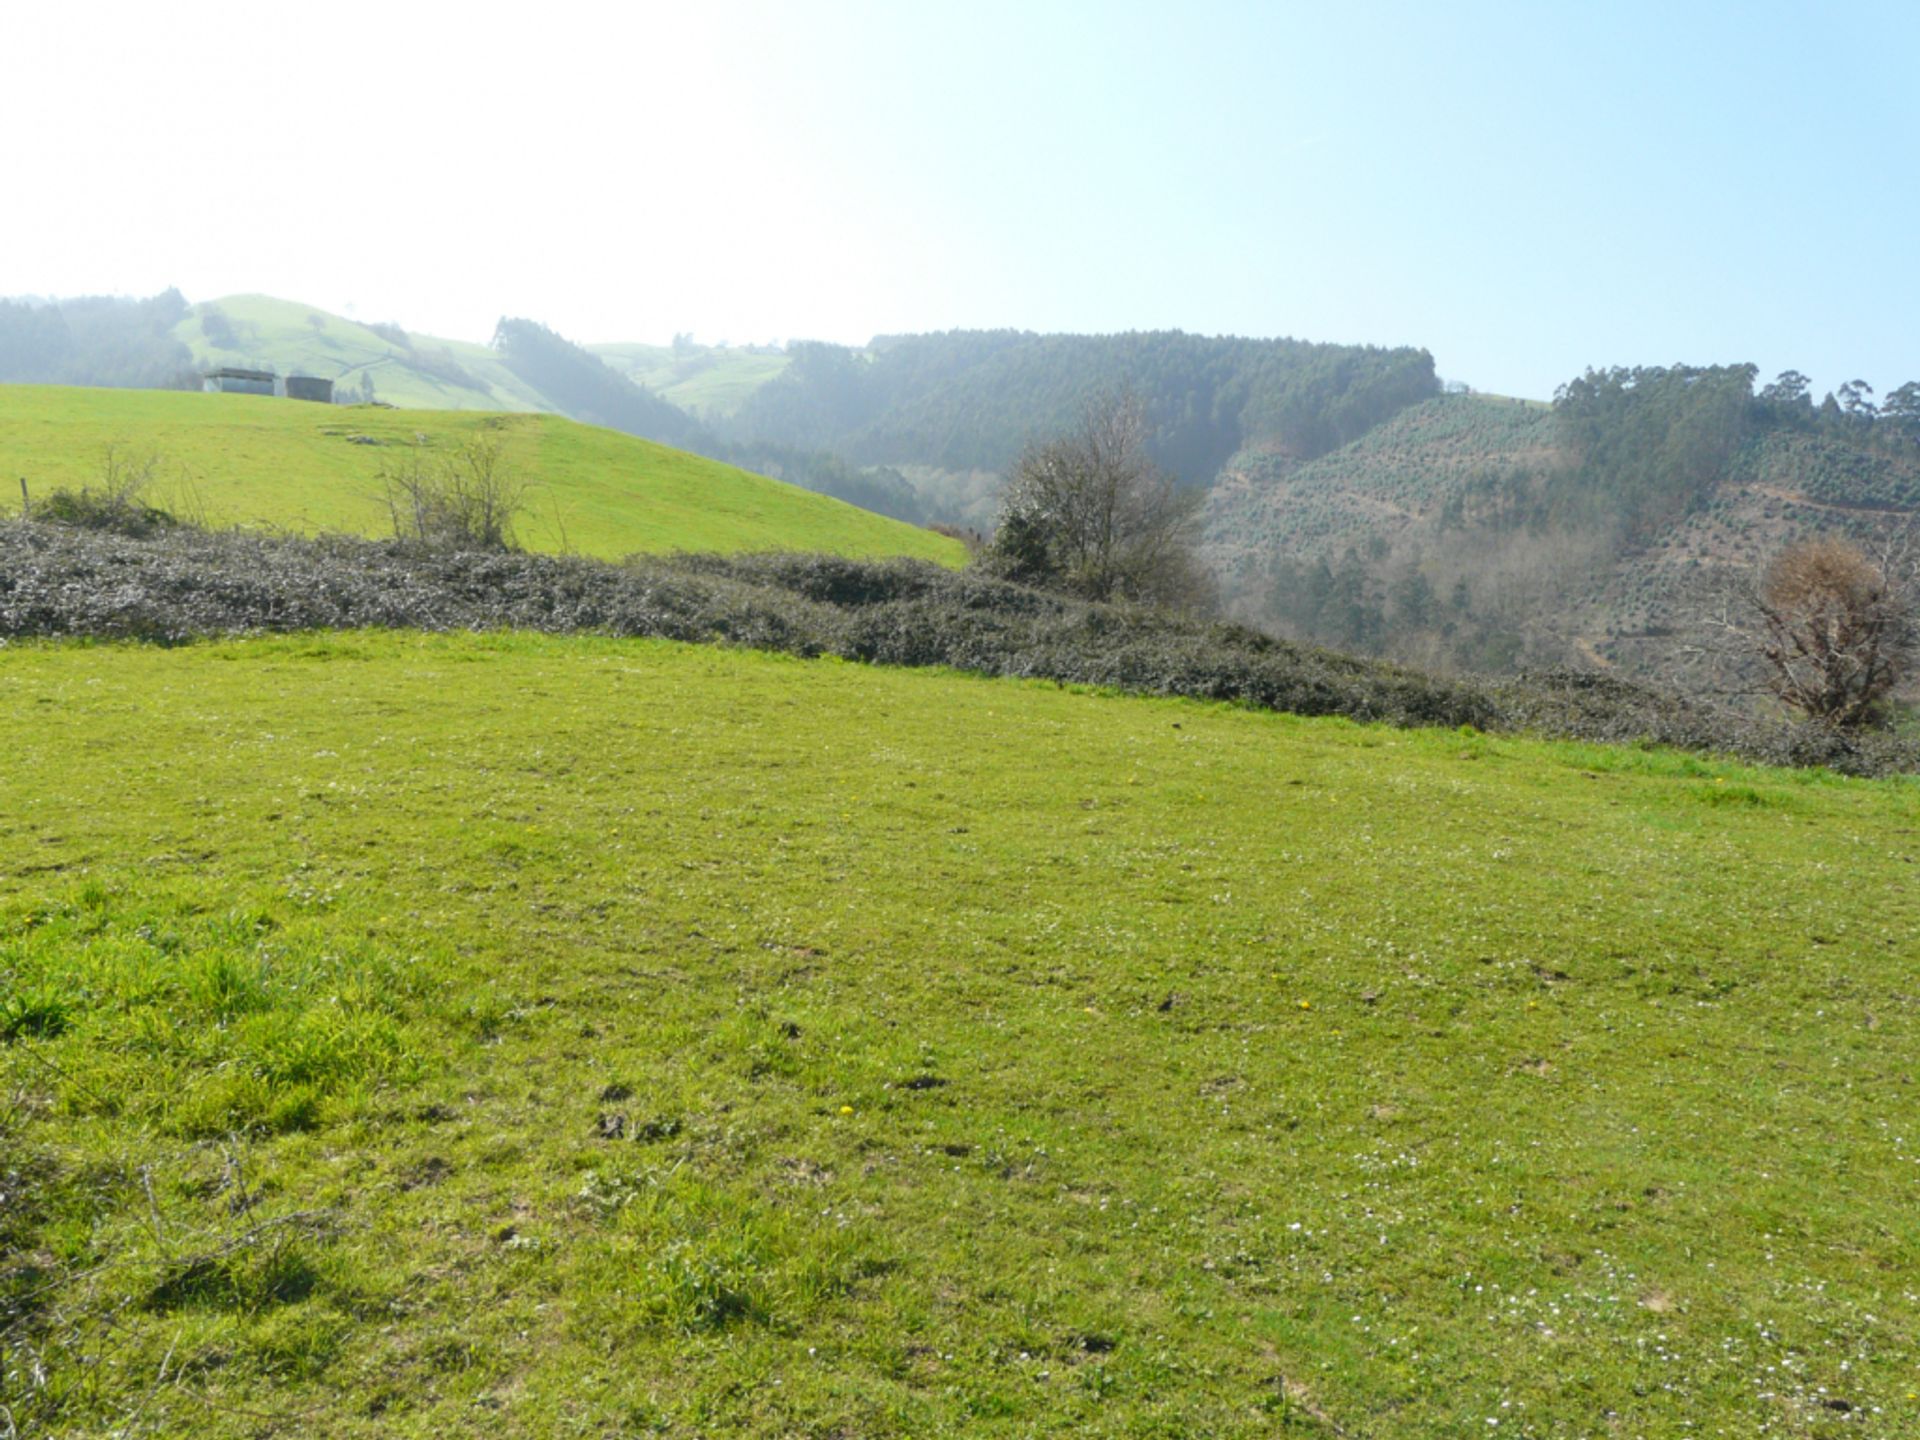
<box><xmin>1</xmin><ymin>633</ymin><xmax>1916</xmax><ymax>1437</ymax></box>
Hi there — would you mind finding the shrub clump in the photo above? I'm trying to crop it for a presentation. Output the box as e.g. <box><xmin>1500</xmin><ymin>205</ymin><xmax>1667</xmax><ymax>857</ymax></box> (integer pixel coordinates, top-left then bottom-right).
<box><xmin>28</xmin><ymin>447</ymin><xmax>181</xmax><ymax>539</ymax></box>
<box><xmin>32</xmin><ymin>486</ymin><xmax>181</xmax><ymax>538</ymax></box>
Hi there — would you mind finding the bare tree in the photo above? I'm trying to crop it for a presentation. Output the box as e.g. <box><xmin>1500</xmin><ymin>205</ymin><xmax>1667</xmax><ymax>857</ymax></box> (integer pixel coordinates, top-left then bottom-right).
<box><xmin>986</xmin><ymin>390</ymin><xmax>1212</xmax><ymax>610</ymax></box>
<box><xmin>379</xmin><ymin>434</ymin><xmax>530</xmax><ymax>551</ymax></box>
<box><xmin>1687</xmin><ymin>533</ymin><xmax>1917</xmax><ymax>729</ymax></box>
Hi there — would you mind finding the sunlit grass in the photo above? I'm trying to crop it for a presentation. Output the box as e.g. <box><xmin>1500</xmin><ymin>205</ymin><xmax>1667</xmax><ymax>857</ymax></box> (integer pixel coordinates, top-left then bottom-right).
<box><xmin>2</xmin><ymin>632</ymin><xmax>1915</xmax><ymax>1436</ymax></box>
<box><xmin>0</xmin><ymin>384</ymin><xmax>965</xmax><ymax>564</ymax></box>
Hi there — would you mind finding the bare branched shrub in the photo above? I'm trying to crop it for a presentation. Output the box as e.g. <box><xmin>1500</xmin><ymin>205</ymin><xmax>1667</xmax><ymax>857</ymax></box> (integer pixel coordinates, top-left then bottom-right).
<box><xmin>1684</xmin><ymin>532</ymin><xmax>1917</xmax><ymax>730</ymax></box>
<box><xmin>1755</xmin><ymin>538</ymin><xmax>1915</xmax><ymax>727</ymax></box>
<box><xmin>379</xmin><ymin>435</ymin><xmax>529</xmax><ymax>551</ymax></box>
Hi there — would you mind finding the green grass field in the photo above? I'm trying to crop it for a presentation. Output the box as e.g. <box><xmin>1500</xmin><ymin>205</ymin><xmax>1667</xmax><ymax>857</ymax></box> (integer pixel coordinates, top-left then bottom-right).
<box><xmin>0</xmin><ymin>385</ymin><xmax>964</xmax><ymax>564</ymax></box>
<box><xmin>3</xmin><ymin>632</ymin><xmax>1916</xmax><ymax>1437</ymax></box>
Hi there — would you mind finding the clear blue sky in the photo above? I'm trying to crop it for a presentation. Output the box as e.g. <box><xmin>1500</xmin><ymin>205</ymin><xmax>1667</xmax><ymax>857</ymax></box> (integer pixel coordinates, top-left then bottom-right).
<box><xmin>4</xmin><ymin>1</ymin><xmax>1914</xmax><ymax>399</ymax></box>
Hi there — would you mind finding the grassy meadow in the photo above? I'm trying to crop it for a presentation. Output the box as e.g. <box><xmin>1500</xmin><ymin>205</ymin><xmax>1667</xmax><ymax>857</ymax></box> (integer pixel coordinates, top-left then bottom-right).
<box><xmin>2</xmin><ymin>632</ymin><xmax>1917</xmax><ymax>1437</ymax></box>
<box><xmin>0</xmin><ymin>385</ymin><xmax>964</xmax><ymax>564</ymax></box>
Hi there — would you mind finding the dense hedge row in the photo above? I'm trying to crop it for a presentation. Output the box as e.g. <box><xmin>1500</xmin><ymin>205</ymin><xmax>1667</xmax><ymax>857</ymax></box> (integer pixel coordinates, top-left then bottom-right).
<box><xmin>1</xmin><ymin>522</ymin><xmax>1910</xmax><ymax>775</ymax></box>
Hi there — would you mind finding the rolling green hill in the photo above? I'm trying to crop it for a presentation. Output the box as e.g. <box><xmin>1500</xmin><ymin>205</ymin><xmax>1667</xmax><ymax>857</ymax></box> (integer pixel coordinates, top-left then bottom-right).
<box><xmin>175</xmin><ymin>294</ymin><xmax>549</xmax><ymax>412</ymax></box>
<box><xmin>175</xmin><ymin>297</ymin><xmax>792</xmax><ymax>423</ymax></box>
<box><xmin>590</xmin><ymin>340</ymin><xmax>791</xmax><ymax>418</ymax></box>
<box><xmin>0</xmin><ymin>385</ymin><xmax>966</xmax><ymax>564</ymax></box>
<box><xmin>3</xmin><ymin>631</ymin><xmax>1916</xmax><ymax>1436</ymax></box>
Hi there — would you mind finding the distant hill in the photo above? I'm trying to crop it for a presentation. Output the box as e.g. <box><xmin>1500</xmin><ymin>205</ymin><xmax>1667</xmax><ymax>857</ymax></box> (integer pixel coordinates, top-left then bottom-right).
<box><xmin>1205</xmin><ymin>381</ymin><xmax>1920</xmax><ymax>679</ymax></box>
<box><xmin>172</xmin><ymin>297</ymin><xmax>799</xmax><ymax>427</ymax></box>
<box><xmin>44</xmin><ymin>294</ymin><xmax>1918</xmax><ymax>697</ymax></box>
<box><xmin>719</xmin><ymin>329</ymin><xmax>1439</xmax><ymax>527</ymax></box>
<box><xmin>590</xmin><ymin>340</ymin><xmax>790</xmax><ymax>418</ymax></box>
<box><xmin>529</xmin><ymin>326</ymin><xmax>1444</xmax><ymax>532</ymax></box>
<box><xmin>0</xmin><ymin>384</ymin><xmax>966</xmax><ymax>565</ymax></box>
<box><xmin>489</xmin><ymin>318</ymin><xmax>708</xmax><ymax>451</ymax></box>
<box><xmin>176</xmin><ymin>294</ymin><xmax>550</xmax><ymax>412</ymax></box>
<box><xmin>0</xmin><ymin>290</ymin><xmax>199</xmax><ymax>390</ymax></box>
<box><xmin>5</xmin><ymin>292</ymin><xmax>1454</xmax><ymax>533</ymax></box>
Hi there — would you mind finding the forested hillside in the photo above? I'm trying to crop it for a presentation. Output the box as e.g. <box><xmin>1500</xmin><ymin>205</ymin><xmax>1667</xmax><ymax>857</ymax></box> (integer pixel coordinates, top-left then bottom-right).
<box><xmin>1206</xmin><ymin>368</ymin><xmax>1920</xmax><ymax>681</ymax></box>
<box><xmin>0</xmin><ymin>291</ymin><xmax>199</xmax><ymax>390</ymax></box>
<box><xmin>726</xmin><ymin>329</ymin><xmax>1438</xmax><ymax>504</ymax></box>
<box><xmin>492</xmin><ymin>318</ymin><xmax>709</xmax><ymax>451</ymax></box>
<box><xmin>492</xmin><ymin>322</ymin><xmax>937</xmax><ymax>524</ymax></box>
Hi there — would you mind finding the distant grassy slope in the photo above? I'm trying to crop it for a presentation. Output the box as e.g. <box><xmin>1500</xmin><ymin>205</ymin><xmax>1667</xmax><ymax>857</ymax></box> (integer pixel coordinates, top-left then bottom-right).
<box><xmin>176</xmin><ymin>298</ymin><xmax>792</xmax><ymax>421</ymax></box>
<box><xmin>2</xmin><ymin>632</ymin><xmax>1916</xmax><ymax>1437</ymax></box>
<box><xmin>176</xmin><ymin>294</ymin><xmax>552</xmax><ymax>412</ymax></box>
<box><xmin>0</xmin><ymin>385</ymin><xmax>965</xmax><ymax>563</ymax></box>
<box><xmin>591</xmin><ymin>341</ymin><xmax>790</xmax><ymax>417</ymax></box>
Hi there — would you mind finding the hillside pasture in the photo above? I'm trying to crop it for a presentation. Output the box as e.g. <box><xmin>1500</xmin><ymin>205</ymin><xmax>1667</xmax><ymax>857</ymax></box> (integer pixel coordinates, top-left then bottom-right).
<box><xmin>0</xmin><ymin>385</ymin><xmax>966</xmax><ymax>564</ymax></box>
<box><xmin>177</xmin><ymin>294</ymin><xmax>547</xmax><ymax>412</ymax></box>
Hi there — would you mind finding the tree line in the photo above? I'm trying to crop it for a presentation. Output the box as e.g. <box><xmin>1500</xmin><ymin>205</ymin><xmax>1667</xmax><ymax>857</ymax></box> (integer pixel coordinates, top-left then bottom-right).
<box><xmin>0</xmin><ymin>291</ymin><xmax>199</xmax><ymax>390</ymax></box>
<box><xmin>1549</xmin><ymin>364</ymin><xmax>1920</xmax><ymax>540</ymax></box>
<box><xmin>727</xmin><ymin>328</ymin><xmax>1440</xmax><ymax>482</ymax></box>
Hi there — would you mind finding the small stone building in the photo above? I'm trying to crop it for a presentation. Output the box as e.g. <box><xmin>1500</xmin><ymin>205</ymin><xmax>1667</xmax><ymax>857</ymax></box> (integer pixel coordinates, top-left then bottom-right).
<box><xmin>201</xmin><ymin>369</ymin><xmax>336</xmax><ymax>403</ymax></box>
<box><xmin>203</xmin><ymin>367</ymin><xmax>276</xmax><ymax>396</ymax></box>
<box><xmin>284</xmin><ymin>375</ymin><xmax>335</xmax><ymax>403</ymax></box>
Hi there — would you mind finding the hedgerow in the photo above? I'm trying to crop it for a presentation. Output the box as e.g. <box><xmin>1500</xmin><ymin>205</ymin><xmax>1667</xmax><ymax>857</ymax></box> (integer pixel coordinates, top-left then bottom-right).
<box><xmin>2</xmin><ymin>521</ymin><xmax>1912</xmax><ymax>775</ymax></box>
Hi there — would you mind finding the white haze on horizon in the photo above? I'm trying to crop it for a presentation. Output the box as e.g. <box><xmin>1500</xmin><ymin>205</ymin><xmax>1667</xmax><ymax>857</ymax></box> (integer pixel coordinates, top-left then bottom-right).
<box><xmin>3</xmin><ymin>0</ymin><xmax>1915</xmax><ymax>401</ymax></box>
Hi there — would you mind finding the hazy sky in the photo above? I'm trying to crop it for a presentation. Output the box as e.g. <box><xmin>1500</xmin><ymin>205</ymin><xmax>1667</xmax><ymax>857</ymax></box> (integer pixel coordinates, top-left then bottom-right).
<box><xmin>4</xmin><ymin>1</ymin><xmax>1914</xmax><ymax>398</ymax></box>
